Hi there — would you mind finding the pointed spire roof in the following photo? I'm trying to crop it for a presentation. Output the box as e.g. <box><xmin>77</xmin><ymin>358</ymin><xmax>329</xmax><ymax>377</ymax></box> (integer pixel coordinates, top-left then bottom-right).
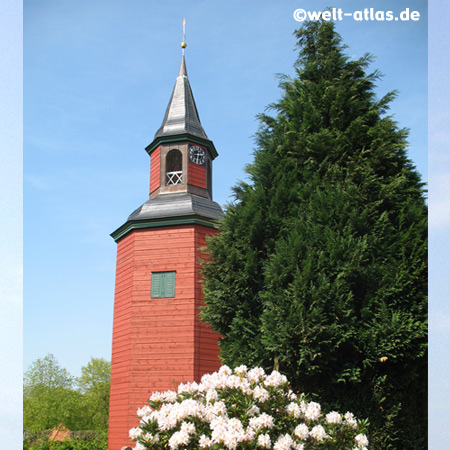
<box><xmin>154</xmin><ymin>55</ymin><xmax>209</xmax><ymax>140</ymax></box>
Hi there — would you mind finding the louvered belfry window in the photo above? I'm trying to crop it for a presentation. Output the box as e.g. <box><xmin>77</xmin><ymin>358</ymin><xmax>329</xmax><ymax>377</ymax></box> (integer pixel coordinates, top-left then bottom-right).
<box><xmin>151</xmin><ymin>272</ymin><xmax>176</xmax><ymax>298</ymax></box>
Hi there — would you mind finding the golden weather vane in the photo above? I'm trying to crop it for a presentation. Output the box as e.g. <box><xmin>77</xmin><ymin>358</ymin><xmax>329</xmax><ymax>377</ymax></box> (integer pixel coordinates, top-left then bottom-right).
<box><xmin>181</xmin><ymin>18</ymin><xmax>187</xmax><ymax>54</ymax></box>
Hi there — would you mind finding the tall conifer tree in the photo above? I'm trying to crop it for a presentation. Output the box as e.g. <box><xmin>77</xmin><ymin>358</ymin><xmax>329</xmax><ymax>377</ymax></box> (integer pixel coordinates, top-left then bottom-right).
<box><xmin>201</xmin><ymin>21</ymin><xmax>427</xmax><ymax>450</ymax></box>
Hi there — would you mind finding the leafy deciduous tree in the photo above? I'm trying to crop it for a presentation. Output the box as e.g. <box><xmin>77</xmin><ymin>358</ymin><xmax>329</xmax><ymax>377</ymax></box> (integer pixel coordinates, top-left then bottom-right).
<box><xmin>23</xmin><ymin>355</ymin><xmax>111</xmax><ymax>434</ymax></box>
<box><xmin>23</xmin><ymin>354</ymin><xmax>80</xmax><ymax>432</ymax></box>
<box><xmin>77</xmin><ymin>357</ymin><xmax>111</xmax><ymax>430</ymax></box>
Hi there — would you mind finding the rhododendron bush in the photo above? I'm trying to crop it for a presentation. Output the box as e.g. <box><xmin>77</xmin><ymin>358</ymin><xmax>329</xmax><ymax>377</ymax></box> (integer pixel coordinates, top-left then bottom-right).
<box><xmin>130</xmin><ymin>366</ymin><xmax>369</xmax><ymax>450</ymax></box>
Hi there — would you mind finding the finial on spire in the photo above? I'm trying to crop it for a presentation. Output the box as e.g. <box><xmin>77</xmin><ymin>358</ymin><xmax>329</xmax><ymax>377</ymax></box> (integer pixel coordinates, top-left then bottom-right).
<box><xmin>181</xmin><ymin>18</ymin><xmax>187</xmax><ymax>55</ymax></box>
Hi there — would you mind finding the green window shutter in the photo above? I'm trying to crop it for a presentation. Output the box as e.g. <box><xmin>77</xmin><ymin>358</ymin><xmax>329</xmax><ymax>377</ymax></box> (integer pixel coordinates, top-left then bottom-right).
<box><xmin>165</xmin><ymin>272</ymin><xmax>175</xmax><ymax>297</ymax></box>
<box><xmin>151</xmin><ymin>272</ymin><xmax>175</xmax><ymax>298</ymax></box>
<box><xmin>151</xmin><ymin>273</ymin><xmax>162</xmax><ymax>298</ymax></box>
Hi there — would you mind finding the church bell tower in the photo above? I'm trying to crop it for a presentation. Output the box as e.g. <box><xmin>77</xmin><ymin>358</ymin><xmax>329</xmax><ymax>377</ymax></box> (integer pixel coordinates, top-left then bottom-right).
<box><xmin>108</xmin><ymin>31</ymin><xmax>222</xmax><ymax>450</ymax></box>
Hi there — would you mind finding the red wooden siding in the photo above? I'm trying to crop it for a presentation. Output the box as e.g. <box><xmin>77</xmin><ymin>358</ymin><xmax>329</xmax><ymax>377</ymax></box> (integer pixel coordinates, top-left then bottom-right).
<box><xmin>193</xmin><ymin>226</ymin><xmax>221</xmax><ymax>380</ymax></box>
<box><xmin>108</xmin><ymin>232</ymin><xmax>135</xmax><ymax>450</ymax></box>
<box><xmin>149</xmin><ymin>146</ymin><xmax>161</xmax><ymax>194</ymax></box>
<box><xmin>188</xmin><ymin>161</ymin><xmax>207</xmax><ymax>189</ymax></box>
<box><xmin>108</xmin><ymin>224</ymin><xmax>221</xmax><ymax>450</ymax></box>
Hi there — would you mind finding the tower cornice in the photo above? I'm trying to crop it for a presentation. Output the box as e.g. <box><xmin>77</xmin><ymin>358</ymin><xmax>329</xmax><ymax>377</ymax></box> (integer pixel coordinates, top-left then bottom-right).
<box><xmin>111</xmin><ymin>192</ymin><xmax>223</xmax><ymax>242</ymax></box>
<box><xmin>145</xmin><ymin>133</ymin><xmax>218</xmax><ymax>160</ymax></box>
<box><xmin>110</xmin><ymin>215</ymin><xmax>220</xmax><ymax>243</ymax></box>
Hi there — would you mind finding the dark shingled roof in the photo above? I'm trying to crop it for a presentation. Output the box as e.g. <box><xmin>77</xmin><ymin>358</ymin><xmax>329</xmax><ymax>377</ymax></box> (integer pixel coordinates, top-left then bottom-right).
<box><xmin>128</xmin><ymin>193</ymin><xmax>223</xmax><ymax>222</ymax></box>
<box><xmin>154</xmin><ymin>55</ymin><xmax>208</xmax><ymax>141</ymax></box>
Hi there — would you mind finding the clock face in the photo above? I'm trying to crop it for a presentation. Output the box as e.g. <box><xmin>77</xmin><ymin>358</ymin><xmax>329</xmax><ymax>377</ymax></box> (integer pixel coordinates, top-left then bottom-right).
<box><xmin>189</xmin><ymin>145</ymin><xmax>206</xmax><ymax>166</ymax></box>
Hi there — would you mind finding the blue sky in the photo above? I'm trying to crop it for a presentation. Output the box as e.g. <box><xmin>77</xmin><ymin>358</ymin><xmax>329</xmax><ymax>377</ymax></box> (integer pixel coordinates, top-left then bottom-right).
<box><xmin>2</xmin><ymin>0</ymin><xmax>447</xmax><ymax>447</ymax></box>
<box><xmin>428</xmin><ymin>2</ymin><xmax>450</xmax><ymax>448</ymax></box>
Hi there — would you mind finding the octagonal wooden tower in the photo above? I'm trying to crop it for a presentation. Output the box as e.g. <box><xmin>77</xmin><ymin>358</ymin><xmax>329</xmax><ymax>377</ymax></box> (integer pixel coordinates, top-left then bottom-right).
<box><xmin>108</xmin><ymin>52</ymin><xmax>222</xmax><ymax>450</ymax></box>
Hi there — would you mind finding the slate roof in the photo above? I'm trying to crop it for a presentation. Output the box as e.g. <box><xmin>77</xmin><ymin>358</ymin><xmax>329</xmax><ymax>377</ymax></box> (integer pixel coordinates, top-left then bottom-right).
<box><xmin>154</xmin><ymin>55</ymin><xmax>209</xmax><ymax>141</ymax></box>
<box><xmin>128</xmin><ymin>193</ymin><xmax>223</xmax><ymax>222</ymax></box>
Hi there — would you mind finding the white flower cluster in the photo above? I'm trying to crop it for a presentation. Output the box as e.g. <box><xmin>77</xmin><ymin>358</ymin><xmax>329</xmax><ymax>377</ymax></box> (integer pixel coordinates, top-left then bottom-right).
<box><xmin>274</xmin><ymin>433</ymin><xmax>294</xmax><ymax>450</ymax></box>
<box><xmin>309</xmin><ymin>425</ymin><xmax>327</xmax><ymax>442</ymax></box>
<box><xmin>303</xmin><ymin>401</ymin><xmax>321</xmax><ymax>421</ymax></box>
<box><xmin>325</xmin><ymin>411</ymin><xmax>342</xmax><ymax>424</ymax></box>
<box><xmin>286</xmin><ymin>402</ymin><xmax>301</xmax><ymax>418</ymax></box>
<box><xmin>355</xmin><ymin>432</ymin><xmax>370</xmax><ymax>450</ymax></box>
<box><xmin>345</xmin><ymin>411</ymin><xmax>359</xmax><ymax>429</ymax></box>
<box><xmin>131</xmin><ymin>365</ymin><xmax>369</xmax><ymax>450</ymax></box>
<box><xmin>249</xmin><ymin>413</ymin><xmax>275</xmax><ymax>430</ymax></box>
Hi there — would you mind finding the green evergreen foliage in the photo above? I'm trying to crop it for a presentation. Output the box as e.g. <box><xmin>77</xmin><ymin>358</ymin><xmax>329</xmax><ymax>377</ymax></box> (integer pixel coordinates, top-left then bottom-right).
<box><xmin>201</xmin><ymin>21</ymin><xmax>427</xmax><ymax>450</ymax></box>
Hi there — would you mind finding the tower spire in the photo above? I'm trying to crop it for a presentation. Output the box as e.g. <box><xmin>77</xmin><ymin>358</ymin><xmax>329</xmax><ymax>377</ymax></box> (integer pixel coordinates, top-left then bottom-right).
<box><xmin>181</xmin><ymin>18</ymin><xmax>187</xmax><ymax>56</ymax></box>
<box><xmin>179</xmin><ymin>18</ymin><xmax>187</xmax><ymax>76</ymax></box>
<box><xmin>152</xmin><ymin>19</ymin><xmax>209</xmax><ymax>142</ymax></box>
